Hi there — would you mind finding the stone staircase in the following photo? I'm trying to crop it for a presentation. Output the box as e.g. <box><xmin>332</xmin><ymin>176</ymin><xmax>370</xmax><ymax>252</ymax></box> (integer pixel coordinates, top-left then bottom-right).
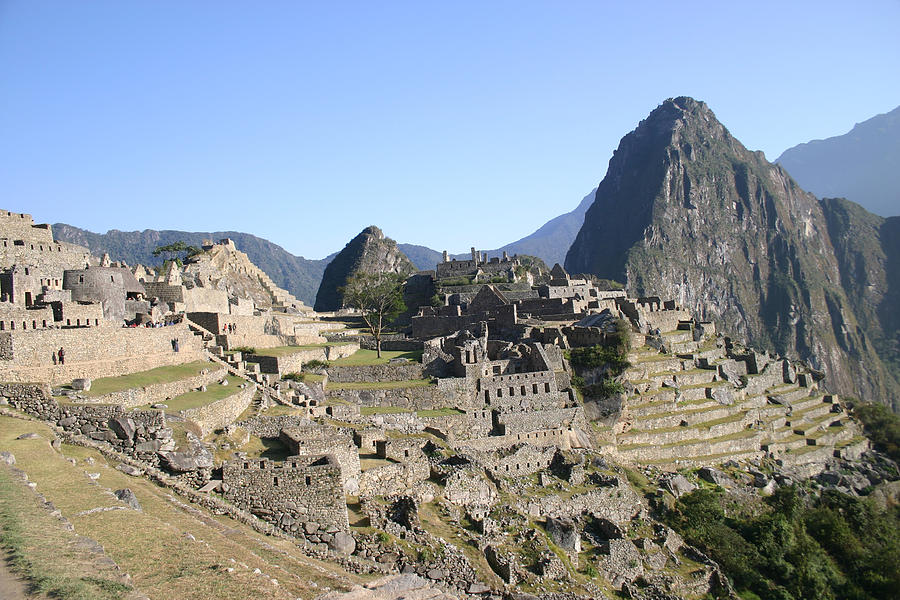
<box><xmin>185</xmin><ymin>316</ymin><xmax>287</xmax><ymax>407</ymax></box>
<box><xmin>612</xmin><ymin>326</ymin><xmax>863</xmax><ymax>467</ymax></box>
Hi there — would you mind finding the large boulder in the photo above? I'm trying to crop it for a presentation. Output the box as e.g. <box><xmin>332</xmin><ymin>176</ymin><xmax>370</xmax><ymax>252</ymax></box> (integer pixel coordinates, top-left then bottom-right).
<box><xmin>546</xmin><ymin>516</ymin><xmax>581</xmax><ymax>553</ymax></box>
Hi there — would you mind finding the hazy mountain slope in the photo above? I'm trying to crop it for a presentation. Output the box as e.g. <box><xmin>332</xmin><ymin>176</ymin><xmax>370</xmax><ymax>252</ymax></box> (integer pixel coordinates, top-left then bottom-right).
<box><xmin>566</xmin><ymin>96</ymin><xmax>897</xmax><ymax>407</ymax></box>
<box><xmin>52</xmin><ymin>224</ymin><xmax>329</xmax><ymax>306</ymax></box>
<box><xmin>314</xmin><ymin>226</ymin><xmax>416</xmax><ymax>312</ymax></box>
<box><xmin>399</xmin><ymin>189</ymin><xmax>596</xmax><ymax>272</ymax></box>
<box><xmin>776</xmin><ymin>105</ymin><xmax>900</xmax><ymax>217</ymax></box>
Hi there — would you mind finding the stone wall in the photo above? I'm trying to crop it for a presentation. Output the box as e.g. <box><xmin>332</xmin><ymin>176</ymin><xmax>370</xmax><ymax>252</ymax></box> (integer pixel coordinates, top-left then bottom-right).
<box><xmin>234</xmin><ymin>414</ymin><xmax>311</xmax><ymax>438</ymax></box>
<box><xmin>480</xmin><ymin>369</ymin><xmax>562</xmax><ymax>413</ymax></box>
<box><xmin>0</xmin><ymin>382</ymin><xmax>172</xmax><ymax>466</ymax></box>
<box><xmin>77</xmin><ymin>366</ymin><xmax>226</xmax><ymax>409</ymax></box>
<box><xmin>490</xmin><ymin>444</ymin><xmax>557</xmax><ymax>478</ymax></box>
<box><xmin>280</xmin><ymin>426</ymin><xmax>361</xmax><ymax>492</ymax></box>
<box><xmin>497</xmin><ymin>407</ymin><xmax>585</xmax><ymax>435</ymax></box>
<box><xmin>327</xmin><ymin>363</ymin><xmax>426</xmax><ymax>383</ymax></box>
<box><xmin>182</xmin><ymin>287</ymin><xmax>230</xmax><ymax>314</ymax></box>
<box><xmin>180</xmin><ymin>382</ymin><xmax>256</xmax><ymax>437</ymax></box>
<box><xmin>222</xmin><ymin>454</ymin><xmax>350</xmax><ymax>544</ymax></box>
<box><xmin>358</xmin><ymin>460</ymin><xmax>430</xmax><ymax>497</ymax></box>
<box><xmin>327</xmin><ymin>382</ymin><xmax>464</xmax><ymax>412</ymax></box>
<box><xmin>243</xmin><ymin>343</ymin><xmax>357</xmax><ymax>375</ymax></box>
<box><xmin>359</xmin><ymin>336</ymin><xmax>423</xmax><ymax>352</ymax></box>
<box><xmin>0</xmin><ymin>323</ymin><xmax>204</xmax><ymax>384</ymax></box>
<box><xmin>453</xmin><ymin>427</ymin><xmax>570</xmax><ymax>452</ymax></box>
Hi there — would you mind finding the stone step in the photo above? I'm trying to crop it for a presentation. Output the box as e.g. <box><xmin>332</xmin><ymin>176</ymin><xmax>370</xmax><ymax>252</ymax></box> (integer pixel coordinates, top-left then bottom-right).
<box><xmin>617</xmin><ymin>414</ymin><xmax>750</xmax><ymax>447</ymax></box>
<box><xmin>642</xmin><ymin>448</ymin><xmax>763</xmax><ymax>467</ymax></box>
<box><xmin>806</xmin><ymin>425</ymin><xmax>854</xmax><ymax>447</ymax></box>
<box><xmin>618</xmin><ymin>429</ymin><xmax>762</xmax><ymax>462</ymax></box>
<box><xmin>787</xmin><ymin>393</ymin><xmax>829</xmax><ymax>412</ymax></box>
<box><xmin>775</xmin><ymin>444</ymin><xmax>835</xmax><ymax>467</ymax></box>
<box><xmin>762</xmin><ymin>434</ymin><xmax>808</xmax><ymax>453</ymax></box>
<box><xmin>769</xmin><ymin>386</ymin><xmax>811</xmax><ymax>405</ymax></box>
<box><xmin>789</xmin><ymin>402</ymin><xmax>837</xmax><ymax>425</ymax></box>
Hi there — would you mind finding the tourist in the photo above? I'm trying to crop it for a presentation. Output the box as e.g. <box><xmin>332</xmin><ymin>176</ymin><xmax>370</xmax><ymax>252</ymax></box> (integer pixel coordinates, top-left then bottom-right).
<box><xmin>57</xmin><ymin>347</ymin><xmax>65</xmax><ymax>365</ymax></box>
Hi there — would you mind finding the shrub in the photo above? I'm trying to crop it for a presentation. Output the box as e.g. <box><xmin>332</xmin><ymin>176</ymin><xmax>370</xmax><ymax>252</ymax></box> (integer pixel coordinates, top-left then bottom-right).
<box><xmin>302</xmin><ymin>359</ymin><xmax>329</xmax><ymax>370</ymax></box>
<box><xmin>281</xmin><ymin>372</ymin><xmax>304</xmax><ymax>382</ymax></box>
<box><xmin>231</xmin><ymin>346</ymin><xmax>256</xmax><ymax>355</ymax></box>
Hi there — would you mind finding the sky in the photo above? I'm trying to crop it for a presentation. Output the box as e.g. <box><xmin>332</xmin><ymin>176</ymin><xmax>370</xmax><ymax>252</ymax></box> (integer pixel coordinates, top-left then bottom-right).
<box><xmin>1</xmin><ymin>1</ymin><xmax>898</xmax><ymax>259</ymax></box>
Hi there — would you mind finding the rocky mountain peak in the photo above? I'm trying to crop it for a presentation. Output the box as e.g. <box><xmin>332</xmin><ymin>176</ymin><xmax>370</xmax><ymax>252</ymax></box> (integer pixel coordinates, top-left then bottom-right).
<box><xmin>314</xmin><ymin>226</ymin><xmax>415</xmax><ymax>312</ymax></box>
<box><xmin>566</xmin><ymin>97</ymin><xmax>898</xmax><ymax>405</ymax></box>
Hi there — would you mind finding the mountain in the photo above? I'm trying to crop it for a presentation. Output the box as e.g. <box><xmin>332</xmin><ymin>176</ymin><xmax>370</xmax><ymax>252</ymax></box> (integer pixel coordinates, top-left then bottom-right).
<box><xmin>397</xmin><ymin>189</ymin><xmax>596</xmax><ymax>272</ymax></box>
<box><xmin>566</xmin><ymin>96</ymin><xmax>898</xmax><ymax>408</ymax></box>
<box><xmin>491</xmin><ymin>189</ymin><xmax>596</xmax><ymax>267</ymax></box>
<box><xmin>314</xmin><ymin>226</ymin><xmax>416</xmax><ymax>312</ymax></box>
<box><xmin>52</xmin><ymin>224</ymin><xmax>329</xmax><ymax>306</ymax></box>
<box><xmin>776</xmin><ymin>105</ymin><xmax>900</xmax><ymax>217</ymax></box>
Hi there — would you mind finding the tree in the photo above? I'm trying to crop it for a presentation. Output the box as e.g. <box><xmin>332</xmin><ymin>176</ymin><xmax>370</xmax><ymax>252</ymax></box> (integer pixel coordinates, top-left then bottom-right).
<box><xmin>340</xmin><ymin>270</ymin><xmax>406</xmax><ymax>358</ymax></box>
<box><xmin>152</xmin><ymin>241</ymin><xmax>201</xmax><ymax>266</ymax></box>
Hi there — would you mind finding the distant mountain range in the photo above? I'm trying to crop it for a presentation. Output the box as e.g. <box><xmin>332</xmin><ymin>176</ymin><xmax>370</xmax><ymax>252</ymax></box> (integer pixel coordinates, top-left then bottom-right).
<box><xmin>52</xmin><ymin>225</ymin><xmax>332</xmax><ymax>306</ymax></box>
<box><xmin>566</xmin><ymin>96</ymin><xmax>899</xmax><ymax>408</ymax></box>
<box><xmin>777</xmin><ymin>104</ymin><xmax>900</xmax><ymax>217</ymax></box>
<box><xmin>54</xmin><ymin>185</ymin><xmax>595</xmax><ymax>304</ymax></box>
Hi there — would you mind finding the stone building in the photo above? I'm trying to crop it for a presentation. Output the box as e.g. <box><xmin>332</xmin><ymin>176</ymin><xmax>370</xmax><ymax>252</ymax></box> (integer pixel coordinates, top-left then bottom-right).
<box><xmin>222</xmin><ymin>454</ymin><xmax>350</xmax><ymax>543</ymax></box>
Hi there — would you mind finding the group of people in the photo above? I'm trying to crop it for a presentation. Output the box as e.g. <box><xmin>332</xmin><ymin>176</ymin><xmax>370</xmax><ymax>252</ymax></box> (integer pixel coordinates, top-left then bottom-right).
<box><xmin>223</xmin><ymin>323</ymin><xmax>238</xmax><ymax>334</ymax></box>
<box><xmin>51</xmin><ymin>347</ymin><xmax>65</xmax><ymax>365</ymax></box>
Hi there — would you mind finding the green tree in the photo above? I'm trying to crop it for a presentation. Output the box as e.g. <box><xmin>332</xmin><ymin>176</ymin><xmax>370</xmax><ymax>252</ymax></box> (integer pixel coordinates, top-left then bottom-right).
<box><xmin>340</xmin><ymin>270</ymin><xmax>406</xmax><ymax>358</ymax></box>
<box><xmin>151</xmin><ymin>241</ymin><xmax>201</xmax><ymax>266</ymax></box>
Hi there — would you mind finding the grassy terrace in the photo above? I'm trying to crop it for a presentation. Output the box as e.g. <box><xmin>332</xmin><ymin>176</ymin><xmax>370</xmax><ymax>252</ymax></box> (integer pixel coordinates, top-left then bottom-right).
<box><xmin>249</xmin><ymin>343</ymin><xmax>350</xmax><ymax>357</ymax></box>
<box><xmin>63</xmin><ymin>361</ymin><xmax>213</xmax><ymax>397</ymax></box>
<box><xmin>329</xmin><ymin>349</ymin><xmax>423</xmax><ymax>366</ymax></box>
<box><xmin>140</xmin><ymin>375</ymin><xmax>245</xmax><ymax>412</ymax></box>
<box><xmin>359</xmin><ymin>406</ymin><xmax>463</xmax><ymax>418</ymax></box>
<box><xmin>329</xmin><ymin>378</ymin><xmax>433</xmax><ymax>391</ymax></box>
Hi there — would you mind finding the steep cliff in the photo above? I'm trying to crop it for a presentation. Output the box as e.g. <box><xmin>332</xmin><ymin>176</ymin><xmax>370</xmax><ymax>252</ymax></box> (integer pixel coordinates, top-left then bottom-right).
<box><xmin>314</xmin><ymin>226</ymin><xmax>416</xmax><ymax>312</ymax></box>
<box><xmin>566</xmin><ymin>97</ymin><xmax>897</xmax><ymax>407</ymax></box>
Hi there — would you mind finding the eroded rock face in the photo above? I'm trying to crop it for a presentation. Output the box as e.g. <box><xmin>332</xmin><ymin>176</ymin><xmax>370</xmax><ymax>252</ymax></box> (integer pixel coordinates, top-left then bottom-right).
<box><xmin>565</xmin><ymin>96</ymin><xmax>898</xmax><ymax>406</ymax></box>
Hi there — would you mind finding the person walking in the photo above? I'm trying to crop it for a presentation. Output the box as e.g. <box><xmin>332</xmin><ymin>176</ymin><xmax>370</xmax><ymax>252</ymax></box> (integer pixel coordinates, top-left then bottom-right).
<box><xmin>57</xmin><ymin>347</ymin><xmax>65</xmax><ymax>365</ymax></box>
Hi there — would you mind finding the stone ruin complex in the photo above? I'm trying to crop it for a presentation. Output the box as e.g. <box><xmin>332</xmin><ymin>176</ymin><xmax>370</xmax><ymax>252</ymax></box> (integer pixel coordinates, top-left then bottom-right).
<box><xmin>1</xmin><ymin>217</ymin><xmax>895</xmax><ymax>600</ymax></box>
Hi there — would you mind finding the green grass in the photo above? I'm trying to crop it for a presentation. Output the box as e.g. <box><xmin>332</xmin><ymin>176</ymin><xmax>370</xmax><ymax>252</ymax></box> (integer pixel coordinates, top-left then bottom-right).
<box><xmin>416</xmin><ymin>408</ymin><xmax>464</xmax><ymax>417</ymax></box>
<box><xmin>0</xmin><ymin>467</ymin><xmax>133</xmax><ymax>599</ymax></box>
<box><xmin>359</xmin><ymin>406</ymin><xmax>412</xmax><ymax>415</ymax></box>
<box><xmin>77</xmin><ymin>361</ymin><xmax>213</xmax><ymax>397</ymax></box>
<box><xmin>329</xmin><ymin>378</ymin><xmax>433</xmax><ymax>391</ymax></box>
<box><xmin>0</xmin><ymin>415</ymin><xmax>361</xmax><ymax>599</ymax></box>
<box><xmin>329</xmin><ymin>349</ymin><xmax>422</xmax><ymax>366</ymax></box>
<box><xmin>143</xmin><ymin>375</ymin><xmax>244</xmax><ymax>411</ymax></box>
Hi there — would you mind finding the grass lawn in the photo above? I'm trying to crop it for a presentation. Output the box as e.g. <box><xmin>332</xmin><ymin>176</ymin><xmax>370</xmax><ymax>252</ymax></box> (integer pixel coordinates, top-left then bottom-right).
<box><xmin>329</xmin><ymin>379</ymin><xmax>433</xmax><ymax>391</ymax></box>
<box><xmin>416</xmin><ymin>408</ymin><xmax>464</xmax><ymax>417</ymax></box>
<box><xmin>143</xmin><ymin>375</ymin><xmax>245</xmax><ymax>412</ymax></box>
<box><xmin>360</xmin><ymin>406</ymin><xmax>412</xmax><ymax>415</ymax></box>
<box><xmin>329</xmin><ymin>349</ymin><xmax>422</xmax><ymax>367</ymax></box>
<box><xmin>75</xmin><ymin>361</ymin><xmax>213</xmax><ymax>397</ymax></box>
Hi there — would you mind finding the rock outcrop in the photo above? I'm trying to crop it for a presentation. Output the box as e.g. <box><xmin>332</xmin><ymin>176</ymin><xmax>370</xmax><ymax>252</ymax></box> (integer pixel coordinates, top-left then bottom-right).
<box><xmin>314</xmin><ymin>226</ymin><xmax>415</xmax><ymax>312</ymax></box>
<box><xmin>565</xmin><ymin>96</ymin><xmax>899</xmax><ymax>407</ymax></box>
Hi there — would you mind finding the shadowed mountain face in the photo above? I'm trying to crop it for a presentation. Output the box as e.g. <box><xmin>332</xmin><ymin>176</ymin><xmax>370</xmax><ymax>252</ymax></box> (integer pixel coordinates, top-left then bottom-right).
<box><xmin>52</xmin><ymin>224</ymin><xmax>330</xmax><ymax>306</ymax></box>
<box><xmin>313</xmin><ymin>226</ymin><xmax>415</xmax><ymax>312</ymax></box>
<box><xmin>566</xmin><ymin>96</ymin><xmax>899</xmax><ymax>408</ymax></box>
<box><xmin>777</xmin><ymin>104</ymin><xmax>900</xmax><ymax>218</ymax></box>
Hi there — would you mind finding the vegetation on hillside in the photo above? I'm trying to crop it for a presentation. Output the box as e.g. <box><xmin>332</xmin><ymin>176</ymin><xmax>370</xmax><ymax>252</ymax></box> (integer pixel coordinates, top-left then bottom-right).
<box><xmin>850</xmin><ymin>401</ymin><xmax>900</xmax><ymax>462</ymax></box>
<box><xmin>663</xmin><ymin>486</ymin><xmax>900</xmax><ymax>600</ymax></box>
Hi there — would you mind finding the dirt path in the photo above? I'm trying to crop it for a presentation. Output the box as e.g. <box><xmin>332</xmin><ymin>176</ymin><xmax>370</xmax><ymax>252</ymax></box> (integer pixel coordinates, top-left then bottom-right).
<box><xmin>0</xmin><ymin>550</ymin><xmax>31</xmax><ymax>600</ymax></box>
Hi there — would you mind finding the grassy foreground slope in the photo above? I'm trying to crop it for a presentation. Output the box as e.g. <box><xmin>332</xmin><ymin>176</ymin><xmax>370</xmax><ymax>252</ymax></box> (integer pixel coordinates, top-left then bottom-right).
<box><xmin>0</xmin><ymin>414</ymin><xmax>362</xmax><ymax>600</ymax></box>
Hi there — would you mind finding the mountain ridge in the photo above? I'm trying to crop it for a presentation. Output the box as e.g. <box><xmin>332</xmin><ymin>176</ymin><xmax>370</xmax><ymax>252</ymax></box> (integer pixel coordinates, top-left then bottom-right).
<box><xmin>566</xmin><ymin>96</ymin><xmax>898</xmax><ymax>408</ymax></box>
<box><xmin>776</xmin><ymin>104</ymin><xmax>900</xmax><ymax>217</ymax></box>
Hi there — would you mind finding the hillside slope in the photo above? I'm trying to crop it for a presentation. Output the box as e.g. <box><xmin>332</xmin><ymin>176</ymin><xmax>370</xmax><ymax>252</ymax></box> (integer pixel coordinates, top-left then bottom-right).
<box><xmin>776</xmin><ymin>104</ymin><xmax>900</xmax><ymax>217</ymax></box>
<box><xmin>52</xmin><ymin>224</ymin><xmax>329</xmax><ymax>306</ymax></box>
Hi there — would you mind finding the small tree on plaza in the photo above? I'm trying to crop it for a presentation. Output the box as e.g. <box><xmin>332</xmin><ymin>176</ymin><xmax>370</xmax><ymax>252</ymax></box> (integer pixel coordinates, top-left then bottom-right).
<box><xmin>340</xmin><ymin>270</ymin><xmax>406</xmax><ymax>358</ymax></box>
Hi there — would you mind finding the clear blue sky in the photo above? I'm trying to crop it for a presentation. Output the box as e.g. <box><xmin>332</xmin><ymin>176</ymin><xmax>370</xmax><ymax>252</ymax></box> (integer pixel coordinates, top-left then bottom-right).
<box><xmin>1</xmin><ymin>1</ymin><xmax>898</xmax><ymax>259</ymax></box>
